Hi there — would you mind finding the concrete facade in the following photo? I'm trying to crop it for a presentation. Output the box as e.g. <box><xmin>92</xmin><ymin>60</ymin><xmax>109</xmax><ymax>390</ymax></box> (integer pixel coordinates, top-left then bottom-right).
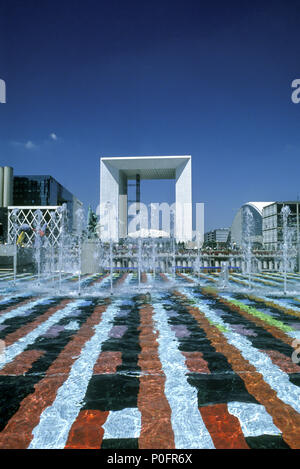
<box><xmin>0</xmin><ymin>166</ymin><xmax>13</xmax><ymax>208</ymax></box>
<box><xmin>100</xmin><ymin>156</ymin><xmax>192</xmax><ymax>242</ymax></box>
<box><xmin>204</xmin><ymin>228</ymin><xmax>229</xmax><ymax>244</ymax></box>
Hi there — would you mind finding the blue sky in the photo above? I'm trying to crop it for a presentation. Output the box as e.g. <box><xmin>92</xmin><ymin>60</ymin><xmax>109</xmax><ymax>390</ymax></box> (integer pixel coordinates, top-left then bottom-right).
<box><xmin>1</xmin><ymin>0</ymin><xmax>300</xmax><ymax>231</ymax></box>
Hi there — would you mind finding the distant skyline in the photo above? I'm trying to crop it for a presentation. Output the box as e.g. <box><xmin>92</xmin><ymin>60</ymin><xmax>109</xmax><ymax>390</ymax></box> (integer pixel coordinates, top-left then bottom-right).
<box><xmin>1</xmin><ymin>0</ymin><xmax>300</xmax><ymax>231</ymax></box>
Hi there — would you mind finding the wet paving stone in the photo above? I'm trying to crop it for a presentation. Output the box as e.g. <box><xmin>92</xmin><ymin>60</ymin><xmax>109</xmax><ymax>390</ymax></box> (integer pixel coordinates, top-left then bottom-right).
<box><xmin>188</xmin><ymin>372</ymin><xmax>259</xmax><ymax>406</ymax></box>
<box><xmin>245</xmin><ymin>435</ymin><xmax>290</xmax><ymax>449</ymax></box>
<box><xmin>82</xmin><ymin>374</ymin><xmax>140</xmax><ymax>411</ymax></box>
<box><xmin>101</xmin><ymin>438</ymin><xmax>139</xmax><ymax>449</ymax></box>
<box><xmin>1</xmin><ymin>272</ymin><xmax>300</xmax><ymax>448</ymax></box>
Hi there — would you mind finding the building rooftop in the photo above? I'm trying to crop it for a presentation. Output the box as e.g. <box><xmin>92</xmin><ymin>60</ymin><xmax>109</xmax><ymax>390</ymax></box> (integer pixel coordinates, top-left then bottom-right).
<box><xmin>100</xmin><ymin>155</ymin><xmax>191</xmax><ymax>180</ymax></box>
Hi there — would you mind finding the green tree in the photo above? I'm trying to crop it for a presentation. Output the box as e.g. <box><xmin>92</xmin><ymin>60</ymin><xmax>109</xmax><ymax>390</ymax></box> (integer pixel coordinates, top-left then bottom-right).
<box><xmin>87</xmin><ymin>206</ymin><xmax>98</xmax><ymax>239</ymax></box>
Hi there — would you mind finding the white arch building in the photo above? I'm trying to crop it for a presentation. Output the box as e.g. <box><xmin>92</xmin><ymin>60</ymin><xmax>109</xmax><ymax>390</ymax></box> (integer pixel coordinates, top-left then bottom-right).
<box><xmin>99</xmin><ymin>156</ymin><xmax>192</xmax><ymax>242</ymax></box>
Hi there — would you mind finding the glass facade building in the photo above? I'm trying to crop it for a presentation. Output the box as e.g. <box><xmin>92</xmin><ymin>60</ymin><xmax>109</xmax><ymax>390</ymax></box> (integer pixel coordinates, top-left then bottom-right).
<box><xmin>262</xmin><ymin>201</ymin><xmax>300</xmax><ymax>251</ymax></box>
<box><xmin>13</xmin><ymin>175</ymin><xmax>82</xmax><ymax>232</ymax></box>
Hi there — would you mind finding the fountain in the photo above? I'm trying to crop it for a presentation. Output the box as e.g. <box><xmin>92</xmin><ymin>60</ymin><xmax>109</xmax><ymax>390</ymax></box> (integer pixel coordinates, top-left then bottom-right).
<box><xmin>281</xmin><ymin>205</ymin><xmax>297</xmax><ymax>295</ymax></box>
<box><xmin>137</xmin><ymin>237</ymin><xmax>142</xmax><ymax>290</ymax></box>
<box><xmin>218</xmin><ymin>261</ymin><xmax>229</xmax><ymax>289</ymax></box>
<box><xmin>195</xmin><ymin>229</ymin><xmax>202</xmax><ymax>284</ymax></box>
<box><xmin>57</xmin><ymin>203</ymin><xmax>67</xmax><ymax>294</ymax></box>
<box><xmin>76</xmin><ymin>207</ymin><xmax>85</xmax><ymax>296</ymax></box>
<box><xmin>33</xmin><ymin>209</ymin><xmax>44</xmax><ymax>287</ymax></box>
<box><xmin>109</xmin><ymin>237</ymin><xmax>113</xmax><ymax>294</ymax></box>
<box><xmin>5</xmin><ymin>202</ymin><xmax>300</xmax><ymax>301</ymax></box>
<box><xmin>242</xmin><ymin>206</ymin><xmax>254</xmax><ymax>291</ymax></box>
<box><xmin>11</xmin><ymin>208</ymin><xmax>19</xmax><ymax>287</ymax></box>
<box><xmin>172</xmin><ymin>236</ymin><xmax>176</xmax><ymax>279</ymax></box>
<box><xmin>282</xmin><ymin>205</ymin><xmax>290</xmax><ymax>295</ymax></box>
<box><xmin>49</xmin><ymin>211</ymin><xmax>57</xmax><ymax>285</ymax></box>
<box><xmin>152</xmin><ymin>239</ymin><xmax>156</xmax><ymax>280</ymax></box>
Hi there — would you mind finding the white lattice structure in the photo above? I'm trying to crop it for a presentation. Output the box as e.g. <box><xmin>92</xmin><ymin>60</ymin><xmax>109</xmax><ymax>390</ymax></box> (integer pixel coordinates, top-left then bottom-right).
<box><xmin>8</xmin><ymin>206</ymin><xmax>64</xmax><ymax>246</ymax></box>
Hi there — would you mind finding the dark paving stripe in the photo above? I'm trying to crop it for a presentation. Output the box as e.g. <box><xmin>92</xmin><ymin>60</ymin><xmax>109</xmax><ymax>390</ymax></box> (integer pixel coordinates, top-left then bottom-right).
<box><xmin>0</xmin><ymin>296</ymin><xmax>37</xmax><ymax>316</ymax></box>
<box><xmin>1</xmin><ymin>298</ymin><xmax>68</xmax><ymax>344</ymax></box>
<box><xmin>82</xmin><ymin>375</ymin><xmax>140</xmax><ymax>411</ymax></box>
<box><xmin>101</xmin><ymin>438</ymin><xmax>139</xmax><ymax>449</ymax></box>
<box><xmin>189</xmin><ymin>373</ymin><xmax>259</xmax><ymax>406</ymax></box>
<box><xmin>83</xmin><ymin>296</ymin><xmax>141</xmax><ymax>412</ymax></box>
<box><xmin>245</xmin><ymin>435</ymin><xmax>290</xmax><ymax>449</ymax></box>
<box><xmin>288</xmin><ymin>373</ymin><xmax>300</xmax><ymax>387</ymax></box>
<box><xmin>102</xmin><ymin>296</ymin><xmax>141</xmax><ymax>374</ymax></box>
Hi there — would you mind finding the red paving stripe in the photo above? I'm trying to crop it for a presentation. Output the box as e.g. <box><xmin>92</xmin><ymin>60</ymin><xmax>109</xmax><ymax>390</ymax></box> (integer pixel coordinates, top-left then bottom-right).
<box><xmin>182</xmin><ymin>351</ymin><xmax>210</xmax><ymax>374</ymax></box>
<box><xmin>0</xmin><ymin>296</ymin><xmax>38</xmax><ymax>315</ymax></box>
<box><xmin>141</xmin><ymin>273</ymin><xmax>147</xmax><ymax>283</ymax></box>
<box><xmin>64</xmin><ymin>410</ymin><xmax>109</xmax><ymax>449</ymax></box>
<box><xmin>93</xmin><ymin>351</ymin><xmax>122</xmax><ymax>374</ymax></box>
<box><xmin>176</xmin><ymin>272</ymin><xmax>194</xmax><ymax>283</ymax></box>
<box><xmin>159</xmin><ymin>273</ymin><xmax>169</xmax><ymax>282</ymax></box>
<box><xmin>260</xmin><ymin>349</ymin><xmax>300</xmax><ymax>374</ymax></box>
<box><xmin>3</xmin><ymin>299</ymin><xmax>72</xmax><ymax>347</ymax></box>
<box><xmin>0</xmin><ymin>350</ymin><xmax>45</xmax><ymax>376</ymax></box>
<box><xmin>199</xmin><ymin>404</ymin><xmax>249</xmax><ymax>449</ymax></box>
<box><xmin>173</xmin><ymin>290</ymin><xmax>300</xmax><ymax>449</ymax></box>
<box><xmin>0</xmin><ymin>301</ymin><xmax>110</xmax><ymax>449</ymax></box>
<box><xmin>114</xmin><ymin>273</ymin><xmax>128</xmax><ymax>287</ymax></box>
<box><xmin>137</xmin><ymin>301</ymin><xmax>175</xmax><ymax>449</ymax></box>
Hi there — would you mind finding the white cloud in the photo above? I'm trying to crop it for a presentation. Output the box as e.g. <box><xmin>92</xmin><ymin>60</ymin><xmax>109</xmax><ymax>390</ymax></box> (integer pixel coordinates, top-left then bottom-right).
<box><xmin>24</xmin><ymin>140</ymin><xmax>37</xmax><ymax>149</ymax></box>
<box><xmin>10</xmin><ymin>140</ymin><xmax>38</xmax><ymax>150</ymax></box>
<box><xmin>10</xmin><ymin>132</ymin><xmax>60</xmax><ymax>150</ymax></box>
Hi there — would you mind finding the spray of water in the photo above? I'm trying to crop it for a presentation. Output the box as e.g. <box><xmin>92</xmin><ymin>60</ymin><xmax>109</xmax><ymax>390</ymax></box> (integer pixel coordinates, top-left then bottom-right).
<box><xmin>76</xmin><ymin>207</ymin><xmax>85</xmax><ymax>296</ymax></box>
<box><xmin>242</xmin><ymin>207</ymin><xmax>254</xmax><ymax>291</ymax></box>
<box><xmin>57</xmin><ymin>204</ymin><xmax>67</xmax><ymax>294</ymax></box>
<box><xmin>280</xmin><ymin>205</ymin><xmax>297</xmax><ymax>295</ymax></box>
